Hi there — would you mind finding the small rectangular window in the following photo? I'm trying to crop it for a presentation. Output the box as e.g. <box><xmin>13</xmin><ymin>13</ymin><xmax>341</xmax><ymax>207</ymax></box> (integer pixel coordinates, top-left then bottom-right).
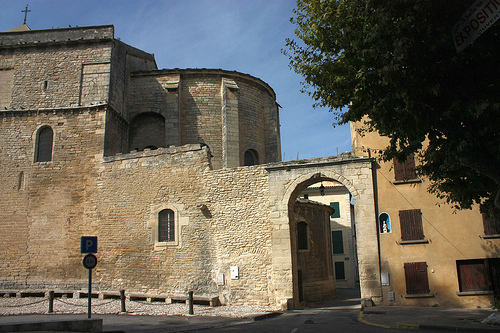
<box><xmin>332</xmin><ymin>230</ymin><xmax>344</xmax><ymax>254</ymax></box>
<box><xmin>482</xmin><ymin>214</ymin><xmax>500</xmax><ymax>236</ymax></box>
<box><xmin>399</xmin><ymin>209</ymin><xmax>424</xmax><ymax>241</ymax></box>
<box><xmin>394</xmin><ymin>154</ymin><xmax>417</xmax><ymax>181</ymax></box>
<box><xmin>404</xmin><ymin>262</ymin><xmax>430</xmax><ymax>295</ymax></box>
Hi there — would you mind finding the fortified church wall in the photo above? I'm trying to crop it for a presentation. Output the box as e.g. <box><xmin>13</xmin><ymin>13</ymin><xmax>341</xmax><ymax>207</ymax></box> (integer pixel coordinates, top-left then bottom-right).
<box><xmin>0</xmin><ymin>25</ymin><xmax>283</xmax><ymax>305</ymax></box>
<box><xmin>0</xmin><ymin>25</ymin><xmax>381</xmax><ymax>307</ymax></box>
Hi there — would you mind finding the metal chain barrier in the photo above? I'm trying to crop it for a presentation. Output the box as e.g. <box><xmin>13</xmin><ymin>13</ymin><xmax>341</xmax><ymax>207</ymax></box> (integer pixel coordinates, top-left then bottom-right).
<box><xmin>54</xmin><ymin>298</ymin><xmax>115</xmax><ymax>307</ymax></box>
<box><xmin>0</xmin><ymin>298</ymin><xmax>46</xmax><ymax>308</ymax></box>
<box><xmin>129</xmin><ymin>299</ymin><xmax>177</xmax><ymax>306</ymax></box>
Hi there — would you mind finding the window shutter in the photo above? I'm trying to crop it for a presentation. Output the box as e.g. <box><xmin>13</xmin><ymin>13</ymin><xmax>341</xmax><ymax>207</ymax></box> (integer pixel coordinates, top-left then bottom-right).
<box><xmin>482</xmin><ymin>214</ymin><xmax>500</xmax><ymax>235</ymax></box>
<box><xmin>332</xmin><ymin>230</ymin><xmax>344</xmax><ymax>254</ymax></box>
<box><xmin>457</xmin><ymin>259</ymin><xmax>489</xmax><ymax>292</ymax></box>
<box><xmin>404</xmin><ymin>262</ymin><xmax>430</xmax><ymax>294</ymax></box>
<box><xmin>394</xmin><ymin>158</ymin><xmax>405</xmax><ymax>181</ymax></box>
<box><xmin>399</xmin><ymin>209</ymin><xmax>424</xmax><ymax>241</ymax></box>
<box><xmin>330</xmin><ymin>202</ymin><xmax>340</xmax><ymax>218</ymax></box>
<box><xmin>335</xmin><ymin>262</ymin><xmax>346</xmax><ymax>280</ymax></box>
<box><xmin>394</xmin><ymin>154</ymin><xmax>417</xmax><ymax>181</ymax></box>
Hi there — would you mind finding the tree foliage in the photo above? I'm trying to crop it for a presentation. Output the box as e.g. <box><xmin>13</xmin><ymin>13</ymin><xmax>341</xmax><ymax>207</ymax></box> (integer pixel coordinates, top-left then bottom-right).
<box><xmin>285</xmin><ymin>0</ymin><xmax>500</xmax><ymax>216</ymax></box>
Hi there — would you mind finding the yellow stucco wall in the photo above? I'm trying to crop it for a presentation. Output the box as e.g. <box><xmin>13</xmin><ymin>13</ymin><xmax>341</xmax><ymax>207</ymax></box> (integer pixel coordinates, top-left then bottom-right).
<box><xmin>351</xmin><ymin>121</ymin><xmax>500</xmax><ymax>308</ymax></box>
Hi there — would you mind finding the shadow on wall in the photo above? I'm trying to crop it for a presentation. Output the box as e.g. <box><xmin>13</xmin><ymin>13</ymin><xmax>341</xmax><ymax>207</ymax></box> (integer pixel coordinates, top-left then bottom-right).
<box><xmin>129</xmin><ymin>112</ymin><xmax>165</xmax><ymax>151</ymax></box>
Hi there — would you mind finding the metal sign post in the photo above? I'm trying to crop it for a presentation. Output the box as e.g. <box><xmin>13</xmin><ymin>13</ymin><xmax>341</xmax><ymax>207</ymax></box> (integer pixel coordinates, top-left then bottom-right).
<box><xmin>81</xmin><ymin>236</ymin><xmax>98</xmax><ymax>319</ymax></box>
<box><xmin>82</xmin><ymin>253</ymin><xmax>97</xmax><ymax>318</ymax></box>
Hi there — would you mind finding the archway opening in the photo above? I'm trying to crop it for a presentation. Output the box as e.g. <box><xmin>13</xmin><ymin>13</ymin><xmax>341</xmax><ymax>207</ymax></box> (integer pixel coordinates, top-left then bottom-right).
<box><xmin>288</xmin><ymin>177</ymin><xmax>360</xmax><ymax>308</ymax></box>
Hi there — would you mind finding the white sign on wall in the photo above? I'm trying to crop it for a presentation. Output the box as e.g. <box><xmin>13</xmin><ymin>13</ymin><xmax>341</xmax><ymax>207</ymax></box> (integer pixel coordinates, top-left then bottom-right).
<box><xmin>452</xmin><ymin>0</ymin><xmax>500</xmax><ymax>52</ymax></box>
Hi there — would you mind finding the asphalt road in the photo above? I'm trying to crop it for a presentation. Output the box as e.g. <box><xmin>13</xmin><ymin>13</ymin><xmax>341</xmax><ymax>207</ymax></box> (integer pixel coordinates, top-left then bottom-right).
<box><xmin>196</xmin><ymin>309</ymin><xmax>406</xmax><ymax>333</ymax></box>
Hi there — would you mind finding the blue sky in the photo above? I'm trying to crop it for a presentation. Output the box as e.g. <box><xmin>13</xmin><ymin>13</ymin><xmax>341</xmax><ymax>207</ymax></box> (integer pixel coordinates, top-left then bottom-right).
<box><xmin>0</xmin><ymin>0</ymin><xmax>352</xmax><ymax>160</ymax></box>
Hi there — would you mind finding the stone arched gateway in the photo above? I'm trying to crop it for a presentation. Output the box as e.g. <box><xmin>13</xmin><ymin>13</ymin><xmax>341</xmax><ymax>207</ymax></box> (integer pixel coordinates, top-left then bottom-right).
<box><xmin>266</xmin><ymin>155</ymin><xmax>382</xmax><ymax>308</ymax></box>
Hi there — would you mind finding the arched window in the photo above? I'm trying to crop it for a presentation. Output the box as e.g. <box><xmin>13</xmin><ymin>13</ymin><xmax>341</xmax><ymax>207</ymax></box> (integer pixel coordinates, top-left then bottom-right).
<box><xmin>244</xmin><ymin>149</ymin><xmax>259</xmax><ymax>166</ymax></box>
<box><xmin>297</xmin><ymin>221</ymin><xmax>309</xmax><ymax>250</ymax></box>
<box><xmin>158</xmin><ymin>209</ymin><xmax>175</xmax><ymax>242</ymax></box>
<box><xmin>35</xmin><ymin>126</ymin><xmax>53</xmax><ymax>162</ymax></box>
<box><xmin>129</xmin><ymin>112</ymin><xmax>165</xmax><ymax>151</ymax></box>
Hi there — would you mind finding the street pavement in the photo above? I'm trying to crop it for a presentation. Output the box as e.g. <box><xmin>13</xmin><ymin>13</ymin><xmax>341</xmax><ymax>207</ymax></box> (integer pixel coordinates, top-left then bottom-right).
<box><xmin>1</xmin><ymin>288</ymin><xmax>499</xmax><ymax>332</ymax></box>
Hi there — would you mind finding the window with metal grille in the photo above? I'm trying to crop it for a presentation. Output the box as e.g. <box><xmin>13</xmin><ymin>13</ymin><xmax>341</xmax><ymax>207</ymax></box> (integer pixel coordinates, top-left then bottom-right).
<box><xmin>404</xmin><ymin>262</ymin><xmax>430</xmax><ymax>295</ymax></box>
<box><xmin>297</xmin><ymin>221</ymin><xmax>308</xmax><ymax>250</ymax></box>
<box><xmin>158</xmin><ymin>209</ymin><xmax>175</xmax><ymax>242</ymax></box>
<box><xmin>482</xmin><ymin>214</ymin><xmax>500</xmax><ymax>236</ymax></box>
<box><xmin>35</xmin><ymin>126</ymin><xmax>53</xmax><ymax>162</ymax></box>
<box><xmin>394</xmin><ymin>154</ymin><xmax>417</xmax><ymax>181</ymax></box>
<box><xmin>399</xmin><ymin>209</ymin><xmax>424</xmax><ymax>241</ymax></box>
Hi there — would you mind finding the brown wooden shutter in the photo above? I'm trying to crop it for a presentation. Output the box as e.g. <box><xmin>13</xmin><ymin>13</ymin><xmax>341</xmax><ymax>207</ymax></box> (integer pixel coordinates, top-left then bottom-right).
<box><xmin>404</xmin><ymin>262</ymin><xmax>430</xmax><ymax>294</ymax></box>
<box><xmin>394</xmin><ymin>158</ymin><xmax>405</xmax><ymax>181</ymax></box>
<box><xmin>482</xmin><ymin>214</ymin><xmax>500</xmax><ymax>235</ymax></box>
<box><xmin>399</xmin><ymin>209</ymin><xmax>424</xmax><ymax>241</ymax></box>
<box><xmin>394</xmin><ymin>154</ymin><xmax>417</xmax><ymax>181</ymax></box>
<box><xmin>457</xmin><ymin>259</ymin><xmax>489</xmax><ymax>292</ymax></box>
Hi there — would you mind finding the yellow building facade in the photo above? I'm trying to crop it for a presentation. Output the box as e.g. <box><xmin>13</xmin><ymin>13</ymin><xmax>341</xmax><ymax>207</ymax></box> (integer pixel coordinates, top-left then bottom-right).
<box><xmin>351</xmin><ymin>121</ymin><xmax>500</xmax><ymax>307</ymax></box>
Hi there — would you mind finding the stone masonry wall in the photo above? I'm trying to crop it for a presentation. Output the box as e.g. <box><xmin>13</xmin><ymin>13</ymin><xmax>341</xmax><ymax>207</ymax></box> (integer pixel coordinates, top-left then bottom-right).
<box><xmin>127</xmin><ymin>73</ymin><xmax>180</xmax><ymax>149</ymax></box>
<box><xmin>0</xmin><ymin>25</ymin><xmax>114</xmax><ymax>47</ymax></box>
<box><xmin>238</xmin><ymin>79</ymin><xmax>279</xmax><ymax>165</ymax></box>
<box><xmin>204</xmin><ymin>165</ymin><xmax>274</xmax><ymax>305</ymax></box>
<box><xmin>87</xmin><ymin>146</ymin><xmax>275</xmax><ymax>305</ymax></box>
<box><xmin>92</xmin><ymin>145</ymin><xmax>215</xmax><ymax>294</ymax></box>
<box><xmin>180</xmin><ymin>73</ymin><xmax>224</xmax><ymax>169</ymax></box>
<box><xmin>293</xmin><ymin>201</ymin><xmax>336</xmax><ymax>302</ymax></box>
<box><xmin>0</xmin><ymin>107</ymin><xmax>106</xmax><ymax>290</ymax></box>
<box><xmin>0</xmin><ymin>42</ymin><xmax>112</xmax><ymax>110</ymax></box>
<box><xmin>108</xmin><ymin>40</ymin><xmax>157</xmax><ymax>118</ymax></box>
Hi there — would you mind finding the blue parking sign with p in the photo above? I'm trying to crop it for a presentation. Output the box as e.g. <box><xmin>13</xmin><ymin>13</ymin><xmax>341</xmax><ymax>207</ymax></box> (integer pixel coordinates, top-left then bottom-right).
<box><xmin>81</xmin><ymin>236</ymin><xmax>98</xmax><ymax>254</ymax></box>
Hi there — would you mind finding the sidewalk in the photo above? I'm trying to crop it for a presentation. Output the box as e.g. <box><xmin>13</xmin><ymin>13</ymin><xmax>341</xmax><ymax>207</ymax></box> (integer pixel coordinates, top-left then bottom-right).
<box><xmin>308</xmin><ymin>288</ymin><xmax>500</xmax><ymax>332</ymax></box>
<box><xmin>0</xmin><ymin>313</ymin><xmax>251</xmax><ymax>332</ymax></box>
<box><xmin>360</xmin><ymin>305</ymin><xmax>500</xmax><ymax>331</ymax></box>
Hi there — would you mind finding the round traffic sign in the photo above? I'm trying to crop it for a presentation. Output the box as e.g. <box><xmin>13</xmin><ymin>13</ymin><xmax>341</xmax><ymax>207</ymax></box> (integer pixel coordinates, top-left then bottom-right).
<box><xmin>82</xmin><ymin>253</ymin><xmax>97</xmax><ymax>270</ymax></box>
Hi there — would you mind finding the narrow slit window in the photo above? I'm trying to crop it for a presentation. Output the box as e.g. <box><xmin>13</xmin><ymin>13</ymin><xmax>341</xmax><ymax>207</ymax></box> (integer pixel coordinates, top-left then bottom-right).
<box><xmin>297</xmin><ymin>221</ymin><xmax>309</xmax><ymax>250</ymax></box>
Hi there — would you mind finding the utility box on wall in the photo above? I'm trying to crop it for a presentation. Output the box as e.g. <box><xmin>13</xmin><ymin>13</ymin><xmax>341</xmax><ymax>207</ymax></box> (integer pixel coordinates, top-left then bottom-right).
<box><xmin>217</xmin><ymin>273</ymin><xmax>225</xmax><ymax>285</ymax></box>
<box><xmin>230</xmin><ymin>266</ymin><xmax>239</xmax><ymax>280</ymax></box>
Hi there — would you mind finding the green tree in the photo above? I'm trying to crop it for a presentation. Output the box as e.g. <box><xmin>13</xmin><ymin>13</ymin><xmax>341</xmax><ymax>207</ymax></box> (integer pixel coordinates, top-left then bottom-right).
<box><xmin>284</xmin><ymin>0</ymin><xmax>500</xmax><ymax>217</ymax></box>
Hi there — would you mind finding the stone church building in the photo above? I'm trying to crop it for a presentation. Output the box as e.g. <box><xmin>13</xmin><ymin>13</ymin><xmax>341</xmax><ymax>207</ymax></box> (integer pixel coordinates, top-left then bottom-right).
<box><xmin>0</xmin><ymin>25</ymin><xmax>382</xmax><ymax>309</ymax></box>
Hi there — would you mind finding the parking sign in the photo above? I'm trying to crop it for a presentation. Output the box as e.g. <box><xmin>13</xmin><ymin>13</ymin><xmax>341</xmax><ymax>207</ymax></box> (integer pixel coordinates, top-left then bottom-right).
<box><xmin>81</xmin><ymin>236</ymin><xmax>97</xmax><ymax>253</ymax></box>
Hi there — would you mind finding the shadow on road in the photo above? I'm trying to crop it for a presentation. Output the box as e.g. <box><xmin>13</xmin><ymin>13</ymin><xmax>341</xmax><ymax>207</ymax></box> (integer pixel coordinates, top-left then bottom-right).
<box><xmin>305</xmin><ymin>285</ymin><xmax>361</xmax><ymax>309</ymax></box>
